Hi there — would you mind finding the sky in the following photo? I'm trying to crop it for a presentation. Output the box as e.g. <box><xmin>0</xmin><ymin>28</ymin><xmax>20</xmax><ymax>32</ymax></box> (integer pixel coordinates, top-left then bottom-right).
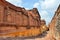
<box><xmin>6</xmin><ymin>0</ymin><xmax>60</xmax><ymax>25</ymax></box>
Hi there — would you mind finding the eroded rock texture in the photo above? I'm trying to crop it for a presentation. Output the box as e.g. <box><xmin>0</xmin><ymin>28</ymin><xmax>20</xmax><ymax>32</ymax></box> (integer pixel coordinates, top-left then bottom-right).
<box><xmin>0</xmin><ymin>0</ymin><xmax>48</xmax><ymax>37</ymax></box>
<box><xmin>49</xmin><ymin>4</ymin><xmax>60</xmax><ymax>40</ymax></box>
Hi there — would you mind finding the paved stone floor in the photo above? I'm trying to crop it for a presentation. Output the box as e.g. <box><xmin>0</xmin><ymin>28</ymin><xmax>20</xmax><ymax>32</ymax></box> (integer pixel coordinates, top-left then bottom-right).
<box><xmin>0</xmin><ymin>31</ymin><xmax>56</xmax><ymax>40</ymax></box>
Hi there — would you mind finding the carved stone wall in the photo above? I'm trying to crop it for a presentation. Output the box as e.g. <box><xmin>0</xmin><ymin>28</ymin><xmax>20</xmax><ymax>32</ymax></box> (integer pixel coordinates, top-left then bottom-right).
<box><xmin>49</xmin><ymin>5</ymin><xmax>60</xmax><ymax>40</ymax></box>
<box><xmin>55</xmin><ymin>13</ymin><xmax>60</xmax><ymax>40</ymax></box>
<box><xmin>0</xmin><ymin>0</ymin><xmax>42</xmax><ymax>34</ymax></box>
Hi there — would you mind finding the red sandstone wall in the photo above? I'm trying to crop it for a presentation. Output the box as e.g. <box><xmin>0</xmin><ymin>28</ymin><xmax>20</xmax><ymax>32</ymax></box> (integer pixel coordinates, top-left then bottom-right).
<box><xmin>0</xmin><ymin>0</ymin><xmax>41</xmax><ymax>28</ymax></box>
<box><xmin>0</xmin><ymin>0</ymin><xmax>48</xmax><ymax>37</ymax></box>
<box><xmin>0</xmin><ymin>0</ymin><xmax>43</xmax><ymax>35</ymax></box>
<box><xmin>28</xmin><ymin>8</ymin><xmax>41</xmax><ymax>27</ymax></box>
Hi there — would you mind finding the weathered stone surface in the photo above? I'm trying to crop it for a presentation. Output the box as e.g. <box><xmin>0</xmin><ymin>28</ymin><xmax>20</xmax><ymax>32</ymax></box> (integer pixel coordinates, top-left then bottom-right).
<box><xmin>49</xmin><ymin>4</ymin><xmax>60</xmax><ymax>40</ymax></box>
<box><xmin>0</xmin><ymin>0</ymin><xmax>47</xmax><ymax>37</ymax></box>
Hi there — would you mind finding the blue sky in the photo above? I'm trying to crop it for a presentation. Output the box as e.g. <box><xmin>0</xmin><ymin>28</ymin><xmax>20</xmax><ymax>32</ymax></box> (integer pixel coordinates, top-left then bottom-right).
<box><xmin>6</xmin><ymin>0</ymin><xmax>60</xmax><ymax>25</ymax></box>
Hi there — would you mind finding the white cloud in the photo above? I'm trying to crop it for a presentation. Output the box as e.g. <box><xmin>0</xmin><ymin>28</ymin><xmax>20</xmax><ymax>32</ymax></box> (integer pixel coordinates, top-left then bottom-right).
<box><xmin>6</xmin><ymin>0</ymin><xmax>23</xmax><ymax>7</ymax></box>
<box><xmin>33</xmin><ymin>3</ymin><xmax>39</xmax><ymax>8</ymax></box>
<box><xmin>33</xmin><ymin>0</ymin><xmax>60</xmax><ymax>24</ymax></box>
<box><xmin>40</xmin><ymin>10</ymin><xmax>48</xmax><ymax>17</ymax></box>
<box><xmin>40</xmin><ymin>0</ymin><xmax>60</xmax><ymax>9</ymax></box>
<box><xmin>40</xmin><ymin>10</ymin><xmax>49</xmax><ymax>20</ymax></box>
<box><xmin>40</xmin><ymin>10</ymin><xmax>51</xmax><ymax>25</ymax></box>
<box><xmin>33</xmin><ymin>0</ymin><xmax>60</xmax><ymax>9</ymax></box>
<box><xmin>25</xmin><ymin>8</ymin><xmax>29</xmax><ymax>10</ymax></box>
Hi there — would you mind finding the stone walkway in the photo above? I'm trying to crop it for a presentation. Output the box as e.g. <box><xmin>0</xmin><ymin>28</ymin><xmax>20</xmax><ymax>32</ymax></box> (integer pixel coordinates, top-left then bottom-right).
<box><xmin>0</xmin><ymin>31</ymin><xmax>56</xmax><ymax>40</ymax></box>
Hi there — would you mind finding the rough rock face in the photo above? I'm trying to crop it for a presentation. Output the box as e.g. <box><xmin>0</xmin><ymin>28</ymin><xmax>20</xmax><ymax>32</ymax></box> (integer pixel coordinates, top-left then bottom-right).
<box><xmin>55</xmin><ymin>14</ymin><xmax>60</xmax><ymax>40</ymax></box>
<box><xmin>55</xmin><ymin>9</ymin><xmax>60</xmax><ymax>40</ymax></box>
<box><xmin>49</xmin><ymin>5</ymin><xmax>60</xmax><ymax>40</ymax></box>
<box><xmin>0</xmin><ymin>0</ymin><xmax>47</xmax><ymax>37</ymax></box>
